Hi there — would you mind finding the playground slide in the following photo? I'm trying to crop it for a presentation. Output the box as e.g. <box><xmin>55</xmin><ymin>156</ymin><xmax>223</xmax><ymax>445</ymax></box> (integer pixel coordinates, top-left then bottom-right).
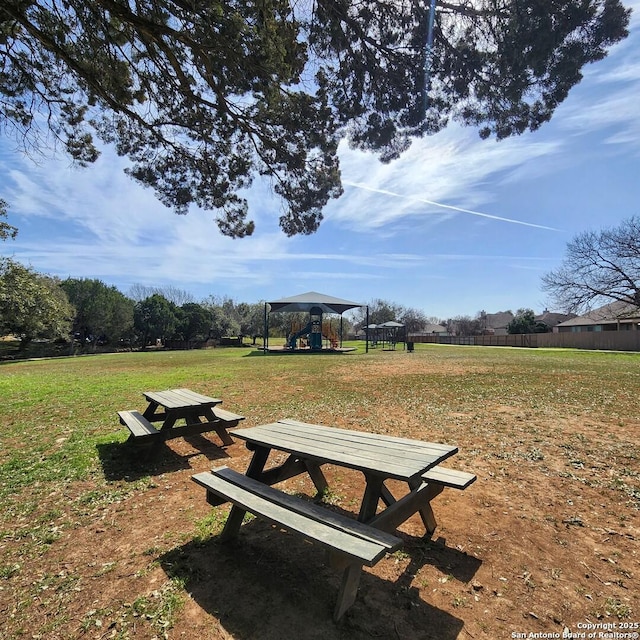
<box><xmin>287</xmin><ymin>322</ymin><xmax>312</xmax><ymax>348</ymax></box>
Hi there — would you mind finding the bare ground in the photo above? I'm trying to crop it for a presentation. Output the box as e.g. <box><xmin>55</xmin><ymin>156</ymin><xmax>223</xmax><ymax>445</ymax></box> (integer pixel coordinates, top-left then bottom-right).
<box><xmin>2</xmin><ymin>353</ymin><xmax>639</xmax><ymax>640</ymax></box>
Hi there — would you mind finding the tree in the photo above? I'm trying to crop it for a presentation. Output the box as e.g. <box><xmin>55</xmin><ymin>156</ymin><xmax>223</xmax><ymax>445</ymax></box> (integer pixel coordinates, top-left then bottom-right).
<box><xmin>128</xmin><ymin>284</ymin><xmax>193</xmax><ymax>306</ymax></box>
<box><xmin>446</xmin><ymin>315</ymin><xmax>482</xmax><ymax>337</ymax></box>
<box><xmin>176</xmin><ymin>302</ymin><xmax>211</xmax><ymax>346</ymax></box>
<box><xmin>507</xmin><ymin>308</ymin><xmax>536</xmax><ymax>334</ymax></box>
<box><xmin>349</xmin><ymin>299</ymin><xmax>403</xmax><ymax>329</ymax></box>
<box><xmin>0</xmin><ymin>259</ymin><xmax>74</xmax><ymax>350</ymax></box>
<box><xmin>542</xmin><ymin>216</ymin><xmax>640</xmax><ymax>313</ymax></box>
<box><xmin>1</xmin><ymin>1</ymin><xmax>630</xmax><ymax>237</ymax></box>
<box><xmin>234</xmin><ymin>302</ymin><xmax>266</xmax><ymax>343</ymax></box>
<box><xmin>208</xmin><ymin>306</ymin><xmax>240</xmax><ymax>341</ymax></box>
<box><xmin>0</xmin><ymin>200</ymin><xmax>18</xmax><ymax>242</ymax></box>
<box><xmin>199</xmin><ymin>296</ymin><xmax>239</xmax><ymax>340</ymax></box>
<box><xmin>61</xmin><ymin>278</ymin><xmax>134</xmax><ymax>348</ymax></box>
<box><xmin>133</xmin><ymin>294</ymin><xmax>178</xmax><ymax>346</ymax></box>
<box><xmin>157</xmin><ymin>286</ymin><xmax>194</xmax><ymax>307</ymax></box>
<box><xmin>398</xmin><ymin>307</ymin><xmax>429</xmax><ymax>334</ymax></box>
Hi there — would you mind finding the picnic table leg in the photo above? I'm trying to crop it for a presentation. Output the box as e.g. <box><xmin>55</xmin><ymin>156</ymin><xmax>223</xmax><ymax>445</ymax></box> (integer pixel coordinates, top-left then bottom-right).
<box><xmin>358</xmin><ymin>474</ymin><xmax>385</xmax><ymax>522</ymax></box>
<box><xmin>142</xmin><ymin>401</ymin><xmax>162</xmax><ymax>421</ymax></box>
<box><xmin>408</xmin><ymin>478</ymin><xmax>444</xmax><ymax>536</ymax></box>
<box><xmin>245</xmin><ymin>445</ymin><xmax>271</xmax><ymax>479</ymax></box>
<box><xmin>218</xmin><ymin>446</ymin><xmax>272</xmax><ymax>541</ymax></box>
<box><xmin>368</xmin><ymin>482</ymin><xmax>442</xmax><ymax>535</ymax></box>
<box><xmin>218</xmin><ymin>505</ymin><xmax>247</xmax><ymax>542</ymax></box>
<box><xmin>304</xmin><ymin>460</ymin><xmax>329</xmax><ymax>497</ymax></box>
<box><xmin>204</xmin><ymin>407</ymin><xmax>234</xmax><ymax>446</ymax></box>
<box><xmin>159</xmin><ymin>412</ymin><xmax>178</xmax><ymax>434</ymax></box>
<box><xmin>334</xmin><ymin>563</ymin><xmax>363</xmax><ymax>621</ymax></box>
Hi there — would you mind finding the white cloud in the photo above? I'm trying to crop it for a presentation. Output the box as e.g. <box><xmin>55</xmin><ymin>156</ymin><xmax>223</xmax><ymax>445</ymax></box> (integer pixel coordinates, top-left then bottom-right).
<box><xmin>1</xmin><ymin>8</ymin><xmax>638</xmax><ymax>314</ymax></box>
<box><xmin>324</xmin><ymin>11</ymin><xmax>640</xmax><ymax>233</ymax></box>
<box><xmin>326</xmin><ymin>125</ymin><xmax>564</xmax><ymax>231</ymax></box>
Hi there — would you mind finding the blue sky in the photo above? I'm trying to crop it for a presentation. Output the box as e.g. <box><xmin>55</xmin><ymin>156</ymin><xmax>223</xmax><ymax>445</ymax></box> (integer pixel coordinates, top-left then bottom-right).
<box><xmin>1</xmin><ymin>2</ymin><xmax>639</xmax><ymax>320</ymax></box>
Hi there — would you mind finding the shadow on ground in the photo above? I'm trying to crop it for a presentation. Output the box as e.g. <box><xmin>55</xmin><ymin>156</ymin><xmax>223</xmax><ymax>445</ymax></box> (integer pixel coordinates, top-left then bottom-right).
<box><xmin>398</xmin><ymin>533</ymin><xmax>482</xmax><ymax>585</ymax></box>
<box><xmin>160</xmin><ymin>519</ymin><xmax>473</xmax><ymax>640</ymax></box>
<box><xmin>243</xmin><ymin>348</ymin><xmax>355</xmax><ymax>357</ymax></box>
<box><xmin>97</xmin><ymin>436</ymin><xmax>230</xmax><ymax>481</ymax></box>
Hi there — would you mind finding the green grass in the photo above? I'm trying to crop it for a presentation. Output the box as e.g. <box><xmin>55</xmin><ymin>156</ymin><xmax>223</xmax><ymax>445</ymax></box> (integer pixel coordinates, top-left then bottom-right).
<box><xmin>1</xmin><ymin>342</ymin><xmax>637</xmax><ymax>528</ymax></box>
<box><xmin>1</xmin><ymin>343</ymin><xmax>639</xmax><ymax>497</ymax></box>
<box><xmin>1</xmin><ymin>343</ymin><xmax>639</xmax><ymax>636</ymax></box>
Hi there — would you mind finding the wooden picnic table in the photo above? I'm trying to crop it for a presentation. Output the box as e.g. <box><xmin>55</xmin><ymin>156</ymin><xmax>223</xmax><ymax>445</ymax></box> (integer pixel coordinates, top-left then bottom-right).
<box><xmin>228</xmin><ymin>418</ymin><xmax>461</xmax><ymax>534</ymax></box>
<box><xmin>118</xmin><ymin>388</ymin><xmax>244</xmax><ymax>447</ymax></box>
<box><xmin>193</xmin><ymin>419</ymin><xmax>474</xmax><ymax>619</ymax></box>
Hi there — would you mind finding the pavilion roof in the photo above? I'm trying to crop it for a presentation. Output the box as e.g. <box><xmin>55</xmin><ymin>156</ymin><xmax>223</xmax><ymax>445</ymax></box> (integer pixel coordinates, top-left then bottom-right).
<box><xmin>268</xmin><ymin>291</ymin><xmax>363</xmax><ymax>314</ymax></box>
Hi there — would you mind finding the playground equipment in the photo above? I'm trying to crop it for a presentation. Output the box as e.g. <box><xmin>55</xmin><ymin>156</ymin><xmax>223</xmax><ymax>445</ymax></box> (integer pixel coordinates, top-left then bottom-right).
<box><xmin>287</xmin><ymin>307</ymin><xmax>323</xmax><ymax>350</ymax></box>
<box><xmin>264</xmin><ymin>291</ymin><xmax>364</xmax><ymax>353</ymax></box>
<box><xmin>365</xmin><ymin>321</ymin><xmax>407</xmax><ymax>350</ymax></box>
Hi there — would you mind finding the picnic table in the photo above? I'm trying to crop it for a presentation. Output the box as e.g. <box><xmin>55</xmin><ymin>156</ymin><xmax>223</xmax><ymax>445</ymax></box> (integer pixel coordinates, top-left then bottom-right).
<box><xmin>118</xmin><ymin>388</ymin><xmax>244</xmax><ymax>447</ymax></box>
<box><xmin>193</xmin><ymin>419</ymin><xmax>476</xmax><ymax>620</ymax></box>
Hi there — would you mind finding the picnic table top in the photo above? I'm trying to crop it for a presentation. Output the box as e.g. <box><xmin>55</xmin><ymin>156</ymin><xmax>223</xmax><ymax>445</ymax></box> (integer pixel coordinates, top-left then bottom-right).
<box><xmin>143</xmin><ymin>388</ymin><xmax>222</xmax><ymax>410</ymax></box>
<box><xmin>230</xmin><ymin>418</ymin><xmax>458</xmax><ymax>481</ymax></box>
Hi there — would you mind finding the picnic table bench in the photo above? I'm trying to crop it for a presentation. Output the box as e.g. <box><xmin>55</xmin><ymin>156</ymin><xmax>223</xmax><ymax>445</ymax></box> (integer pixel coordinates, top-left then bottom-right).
<box><xmin>192</xmin><ymin>419</ymin><xmax>476</xmax><ymax>620</ymax></box>
<box><xmin>118</xmin><ymin>388</ymin><xmax>244</xmax><ymax>448</ymax></box>
<box><xmin>193</xmin><ymin>466</ymin><xmax>403</xmax><ymax>621</ymax></box>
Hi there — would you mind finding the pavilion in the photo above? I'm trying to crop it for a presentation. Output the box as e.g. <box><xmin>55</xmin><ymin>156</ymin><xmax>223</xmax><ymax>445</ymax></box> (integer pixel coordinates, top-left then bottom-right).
<box><xmin>263</xmin><ymin>291</ymin><xmax>367</xmax><ymax>353</ymax></box>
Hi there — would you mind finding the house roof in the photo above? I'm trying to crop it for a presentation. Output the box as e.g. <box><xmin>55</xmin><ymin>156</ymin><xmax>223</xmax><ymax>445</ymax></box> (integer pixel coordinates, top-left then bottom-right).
<box><xmin>556</xmin><ymin>301</ymin><xmax>640</xmax><ymax>327</ymax></box>
<box><xmin>411</xmin><ymin>323</ymin><xmax>448</xmax><ymax>334</ymax></box>
<box><xmin>267</xmin><ymin>291</ymin><xmax>363</xmax><ymax>314</ymax></box>
<box><xmin>425</xmin><ymin>324</ymin><xmax>449</xmax><ymax>333</ymax></box>
<box><xmin>483</xmin><ymin>311</ymin><xmax>514</xmax><ymax>329</ymax></box>
<box><xmin>535</xmin><ymin>311</ymin><xmax>576</xmax><ymax>327</ymax></box>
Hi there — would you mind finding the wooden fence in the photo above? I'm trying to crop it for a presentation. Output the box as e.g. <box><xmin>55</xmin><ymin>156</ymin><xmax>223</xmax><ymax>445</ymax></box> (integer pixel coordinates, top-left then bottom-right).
<box><xmin>410</xmin><ymin>332</ymin><xmax>640</xmax><ymax>352</ymax></box>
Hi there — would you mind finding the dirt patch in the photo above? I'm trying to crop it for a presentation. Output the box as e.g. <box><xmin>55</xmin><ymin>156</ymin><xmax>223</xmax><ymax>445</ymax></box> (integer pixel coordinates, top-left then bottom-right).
<box><xmin>1</xmin><ymin>351</ymin><xmax>639</xmax><ymax>640</ymax></box>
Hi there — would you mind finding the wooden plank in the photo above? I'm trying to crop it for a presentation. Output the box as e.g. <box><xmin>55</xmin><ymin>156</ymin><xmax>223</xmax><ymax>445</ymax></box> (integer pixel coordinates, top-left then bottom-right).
<box><xmin>193</xmin><ymin>468</ymin><xmax>401</xmax><ymax>561</ymax></box>
<box><xmin>368</xmin><ymin>482</ymin><xmax>442</xmax><ymax>533</ymax></box>
<box><xmin>118</xmin><ymin>410</ymin><xmax>160</xmax><ymax>439</ymax></box>
<box><xmin>212</xmin><ymin>407</ymin><xmax>245</xmax><ymax>423</ymax></box>
<box><xmin>143</xmin><ymin>388</ymin><xmax>220</xmax><ymax>409</ymax></box>
<box><xmin>241</xmin><ymin>421</ymin><xmax>457</xmax><ymax>465</ymax></box>
<box><xmin>194</xmin><ymin>474</ymin><xmax>385</xmax><ymax>564</ymax></box>
<box><xmin>279</xmin><ymin>419</ymin><xmax>456</xmax><ymax>457</ymax></box>
<box><xmin>210</xmin><ymin>467</ymin><xmax>401</xmax><ymax>550</ymax></box>
<box><xmin>240</xmin><ymin>434</ymin><xmax>423</xmax><ymax>479</ymax></box>
<box><xmin>171</xmin><ymin>388</ymin><xmax>222</xmax><ymax>406</ymax></box>
<box><xmin>422</xmin><ymin>466</ymin><xmax>477</xmax><ymax>489</ymax></box>
<box><xmin>163</xmin><ymin>388</ymin><xmax>205</xmax><ymax>405</ymax></box>
<box><xmin>143</xmin><ymin>390</ymin><xmax>186</xmax><ymax>409</ymax></box>
<box><xmin>230</xmin><ymin>424</ymin><xmax>405</xmax><ymax>461</ymax></box>
<box><xmin>271</xmin><ymin>421</ymin><xmax>457</xmax><ymax>460</ymax></box>
<box><xmin>231</xmin><ymin>422</ymin><xmax>456</xmax><ymax>480</ymax></box>
<box><xmin>236</xmin><ymin>432</ymin><xmax>416</xmax><ymax>479</ymax></box>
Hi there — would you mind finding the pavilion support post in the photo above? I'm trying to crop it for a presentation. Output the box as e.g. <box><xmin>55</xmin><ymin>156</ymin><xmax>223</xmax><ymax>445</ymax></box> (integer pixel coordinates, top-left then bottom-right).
<box><xmin>263</xmin><ymin>302</ymin><xmax>269</xmax><ymax>353</ymax></box>
<box><xmin>366</xmin><ymin>306</ymin><xmax>369</xmax><ymax>353</ymax></box>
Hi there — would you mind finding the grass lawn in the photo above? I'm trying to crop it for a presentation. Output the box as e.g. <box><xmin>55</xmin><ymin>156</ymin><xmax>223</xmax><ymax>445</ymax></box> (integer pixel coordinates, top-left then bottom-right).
<box><xmin>0</xmin><ymin>344</ymin><xmax>638</xmax><ymax>639</ymax></box>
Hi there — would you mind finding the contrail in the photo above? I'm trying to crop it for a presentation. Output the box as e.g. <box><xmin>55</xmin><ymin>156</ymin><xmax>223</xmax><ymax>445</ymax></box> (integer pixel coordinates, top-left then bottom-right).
<box><xmin>344</xmin><ymin>181</ymin><xmax>560</xmax><ymax>231</ymax></box>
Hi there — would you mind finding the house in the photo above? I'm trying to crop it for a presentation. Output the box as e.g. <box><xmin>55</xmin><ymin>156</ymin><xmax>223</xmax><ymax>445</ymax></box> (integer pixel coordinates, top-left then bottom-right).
<box><xmin>535</xmin><ymin>309</ymin><xmax>576</xmax><ymax>332</ymax></box>
<box><xmin>478</xmin><ymin>311</ymin><xmax>514</xmax><ymax>336</ymax></box>
<box><xmin>407</xmin><ymin>323</ymin><xmax>450</xmax><ymax>342</ymax></box>
<box><xmin>422</xmin><ymin>323</ymin><xmax>450</xmax><ymax>335</ymax></box>
<box><xmin>555</xmin><ymin>301</ymin><xmax>640</xmax><ymax>332</ymax></box>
